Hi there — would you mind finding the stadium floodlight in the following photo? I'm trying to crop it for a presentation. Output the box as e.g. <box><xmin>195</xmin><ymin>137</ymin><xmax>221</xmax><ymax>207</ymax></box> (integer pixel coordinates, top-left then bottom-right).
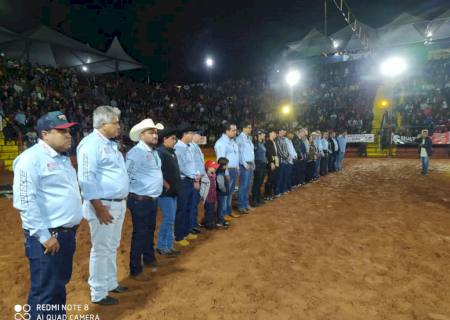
<box><xmin>332</xmin><ymin>40</ymin><xmax>339</xmax><ymax>49</ymax></box>
<box><xmin>285</xmin><ymin>70</ymin><xmax>300</xmax><ymax>87</ymax></box>
<box><xmin>379</xmin><ymin>57</ymin><xmax>407</xmax><ymax>78</ymax></box>
<box><xmin>81</xmin><ymin>65</ymin><xmax>89</xmax><ymax>72</ymax></box>
<box><xmin>281</xmin><ymin>104</ymin><xmax>292</xmax><ymax>115</ymax></box>
<box><xmin>205</xmin><ymin>57</ymin><xmax>214</xmax><ymax>68</ymax></box>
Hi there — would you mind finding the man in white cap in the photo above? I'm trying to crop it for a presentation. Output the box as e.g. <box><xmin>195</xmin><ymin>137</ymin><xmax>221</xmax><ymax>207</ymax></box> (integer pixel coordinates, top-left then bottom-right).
<box><xmin>126</xmin><ymin>119</ymin><xmax>164</xmax><ymax>281</ymax></box>
<box><xmin>77</xmin><ymin>106</ymin><xmax>129</xmax><ymax>306</ymax></box>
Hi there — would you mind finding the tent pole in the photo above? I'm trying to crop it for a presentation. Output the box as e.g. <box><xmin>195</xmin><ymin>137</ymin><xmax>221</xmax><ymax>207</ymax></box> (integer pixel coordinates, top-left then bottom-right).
<box><xmin>324</xmin><ymin>0</ymin><xmax>327</xmax><ymax>36</ymax></box>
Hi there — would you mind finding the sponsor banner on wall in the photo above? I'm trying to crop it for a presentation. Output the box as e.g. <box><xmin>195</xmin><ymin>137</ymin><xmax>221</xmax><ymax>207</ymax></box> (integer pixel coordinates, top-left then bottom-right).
<box><xmin>198</xmin><ymin>136</ymin><xmax>207</xmax><ymax>145</ymax></box>
<box><xmin>346</xmin><ymin>134</ymin><xmax>374</xmax><ymax>143</ymax></box>
<box><xmin>391</xmin><ymin>134</ymin><xmax>416</xmax><ymax>145</ymax></box>
<box><xmin>431</xmin><ymin>132</ymin><xmax>450</xmax><ymax>145</ymax></box>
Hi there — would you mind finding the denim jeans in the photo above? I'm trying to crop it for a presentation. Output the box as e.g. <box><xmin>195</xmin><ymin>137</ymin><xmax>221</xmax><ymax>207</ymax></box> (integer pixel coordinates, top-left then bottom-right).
<box><xmin>25</xmin><ymin>229</ymin><xmax>76</xmax><ymax>320</ymax></box>
<box><xmin>175</xmin><ymin>178</ymin><xmax>195</xmax><ymax>241</ymax></box>
<box><xmin>285</xmin><ymin>163</ymin><xmax>293</xmax><ymax>191</ymax></box>
<box><xmin>189</xmin><ymin>190</ymin><xmax>201</xmax><ymax>231</ymax></box>
<box><xmin>157</xmin><ymin>196</ymin><xmax>177</xmax><ymax>251</ymax></box>
<box><xmin>224</xmin><ymin>168</ymin><xmax>238</xmax><ymax>215</ymax></box>
<box><xmin>127</xmin><ymin>196</ymin><xmax>158</xmax><ymax>276</ymax></box>
<box><xmin>336</xmin><ymin>152</ymin><xmax>345</xmax><ymax>170</ymax></box>
<box><xmin>252</xmin><ymin>161</ymin><xmax>266</xmax><ymax>204</ymax></box>
<box><xmin>218</xmin><ymin>195</ymin><xmax>227</xmax><ymax>223</ymax></box>
<box><xmin>315</xmin><ymin>157</ymin><xmax>321</xmax><ymax>178</ymax></box>
<box><xmin>421</xmin><ymin>156</ymin><xmax>429</xmax><ymax>174</ymax></box>
<box><xmin>204</xmin><ymin>201</ymin><xmax>217</xmax><ymax>227</ymax></box>
<box><xmin>237</xmin><ymin>165</ymin><xmax>253</xmax><ymax>210</ymax></box>
<box><xmin>276</xmin><ymin>162</ymin><xmax>288</xmax><ymax>195</ymax></box>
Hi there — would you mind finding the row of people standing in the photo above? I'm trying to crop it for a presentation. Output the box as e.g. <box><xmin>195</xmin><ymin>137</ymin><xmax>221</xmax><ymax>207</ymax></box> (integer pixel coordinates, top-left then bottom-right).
<box><xmin>213</xmin><ymin>123</ymin><xmax>348</xmax><ymax>217</ymax></box>
<box><xmin>12</xmin><ymin>105</ymin><xmax>348</xmax><ymax>319</ymax></box>
<box><xmin>12</xmin><ymin>106</ymin><xmax>218</xmax><ymax>320</ymax></box>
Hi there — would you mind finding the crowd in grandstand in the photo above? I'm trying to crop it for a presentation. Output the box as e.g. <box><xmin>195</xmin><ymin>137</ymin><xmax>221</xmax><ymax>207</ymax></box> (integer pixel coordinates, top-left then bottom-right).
<box><xmin>1</xmin><ymin>56</ymin><xmax>377</xmax><ymax>152</ymax></box>
<box><xmin>393</xmin><ymin>57</ymin><xmax>450</xmax><ymax>135</ymax></box>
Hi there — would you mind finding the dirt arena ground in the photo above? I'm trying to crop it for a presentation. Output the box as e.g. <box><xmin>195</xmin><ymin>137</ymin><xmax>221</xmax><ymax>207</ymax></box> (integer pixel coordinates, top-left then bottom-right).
<box><xmin>1</xmin><ymin>158</ymin><xmax>450</xmax><ymax>320</ymax></box>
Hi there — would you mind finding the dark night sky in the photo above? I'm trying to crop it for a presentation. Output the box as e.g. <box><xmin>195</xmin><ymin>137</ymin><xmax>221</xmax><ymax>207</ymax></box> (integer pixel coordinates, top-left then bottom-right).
<box><xmin>0</xmin><ymin>0</ymin><xmax>448</xmax><ymax>82</ymax></box>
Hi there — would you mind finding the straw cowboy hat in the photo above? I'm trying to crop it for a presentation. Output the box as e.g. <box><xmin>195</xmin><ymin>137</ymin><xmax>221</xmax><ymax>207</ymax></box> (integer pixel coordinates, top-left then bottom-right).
<box><xmin>129</xmin><ymin>118</ymin><xmax>164</xmax><ymax>142</ymax></box>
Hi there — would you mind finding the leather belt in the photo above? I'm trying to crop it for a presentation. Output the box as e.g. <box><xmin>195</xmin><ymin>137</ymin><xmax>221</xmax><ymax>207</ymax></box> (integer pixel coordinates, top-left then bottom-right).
<box><xmin>129</xmin><ymin>193</ymin><xmax>157</xmax><ymax>201</ymax></box>
<box><xmin>100</xmin><ymin>198</ymin><xmax>126</xmax><ymax>202</ymax></box>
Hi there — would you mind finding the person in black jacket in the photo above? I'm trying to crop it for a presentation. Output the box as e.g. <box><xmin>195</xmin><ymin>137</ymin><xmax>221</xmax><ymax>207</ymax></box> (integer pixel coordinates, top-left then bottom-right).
<box><xmin>328</xmin><ymin>131</ymin><xmax>339</xmax><ymax>172</ymax></box>
<box><xmin>415</xmin><ymin>129</ymin><xmax>433</xmax><ymax>175</ymax></box>
<box><xmin>295</xmin><ymin>128</ymin><xmax>308</xmax><ymax>186</ymax></box>
<box><xmin>264</xmin><ymin>129</ymin><xmax>279</xmax><ymax>200</ymax></box>
<box><xmin>251</xmin><ymin>129</ymin><xmax>267</xmax><ymax>207</ymax></box>
<box><xmin>156</xmin><ymin>128</ymin><xmax>182</xmax><ymax>256</ymax></box>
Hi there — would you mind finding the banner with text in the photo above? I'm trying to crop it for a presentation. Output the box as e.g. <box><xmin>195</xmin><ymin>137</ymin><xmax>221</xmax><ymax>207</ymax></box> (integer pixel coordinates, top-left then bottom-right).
<box><xmin>347</xmin><ymin>134</ymin><xmax>374</xmax><ymax>143</ymax></box>
<box><xmin>431</xmin><ymin>132</ymin><xmax>450</xmax><ymax>145</ymax></box>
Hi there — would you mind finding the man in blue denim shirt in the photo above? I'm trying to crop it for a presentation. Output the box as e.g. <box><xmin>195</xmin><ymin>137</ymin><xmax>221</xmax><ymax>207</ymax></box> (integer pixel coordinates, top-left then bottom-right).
<box><xmin>77</xmin><ymin>106</ymin><xmax>129</xmax><ymax>306</ymax></box>
<box><xmin>236</xmin><ymin>123</ymin><xmax>254</xmax><ymax>213</ymax></box>
<box><xmin>174</xmin><ymin>124</ymin><xmax>200</xmax><ymax>246</ymax></box>
<box><xmin>214</xmin><ymin>123</ymin><xmax>240</xmax><ymax>220</ymax></box>
<box><xmin>13</xmin><ymin>111</ymin><xmax>81</xmax><ymax>320</ymax></box>
<box><xmin>189</xmin><ymin>131</ymin><xmax>206</xmax><ymax>233</ymax></box>
<box><xmin>126</xmin><ymin>119</ymin><xmax>164</xmax><ymax>281</ymax></box>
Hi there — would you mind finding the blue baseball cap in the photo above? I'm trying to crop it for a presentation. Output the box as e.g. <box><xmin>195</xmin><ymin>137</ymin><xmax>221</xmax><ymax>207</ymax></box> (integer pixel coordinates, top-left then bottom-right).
<box><xmin>37</xmin><ymin>111</ymin><xmax>78</xmax><ymax>134</ymax></box>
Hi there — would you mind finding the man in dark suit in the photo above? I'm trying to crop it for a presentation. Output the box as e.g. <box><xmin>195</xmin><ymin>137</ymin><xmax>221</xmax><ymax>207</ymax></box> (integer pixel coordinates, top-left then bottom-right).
<box><xmin>328</xmin><ymin>131</ymin><xmax>339</xmax><ymax>172</ymax></box>
<box><xmin>264</xmin><ymin>129</ymin><xmax>279</xmax><ymax>200</ymax></box>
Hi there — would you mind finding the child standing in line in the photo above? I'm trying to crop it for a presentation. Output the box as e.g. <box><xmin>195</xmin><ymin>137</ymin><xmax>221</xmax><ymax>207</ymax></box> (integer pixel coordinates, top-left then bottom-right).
<box><xmin>202</xmin><ymin>160</ymin><xmax>220</xmax><ymax>228</ymax></box>
<box><xmin>216</xmin><ymin>157</ymin><xmax>230</xmax><ymax>228</ymax></box>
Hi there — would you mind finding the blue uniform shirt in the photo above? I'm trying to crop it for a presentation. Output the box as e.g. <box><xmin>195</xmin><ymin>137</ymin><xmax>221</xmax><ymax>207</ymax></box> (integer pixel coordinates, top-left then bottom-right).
<box><xmin>236</xmin><ymin>132</ymin><xmax>255</xmax><ymax>166</ymax></box>
<box><xmin>214</xmin><ymin>134</ymin><xmax>239</xmax><ymax>168</ymax></box>
<box><xmin>126</xmin><ymin>140</ymin><xmax>163</xmax><ymax>197</ymax></box>
<box><xmin>315</xmin><ymin>138</ymin><xmax>324</xmax><ymax>156</ymax></box>
<box><xmin>174</xmin><ymin>140</ymin><xmax>197</xmax><ymax>179</ymax></box>
<box><xmin>13</xmin><ymin>139</ymin><xmax>82</xmax><ymax>244</ymax></box>
<box><xmin>286</xmin><ymin>138</ymin><xmax>298</xmax><ymax>164</ymax></box>
<box><xmin>77</xmin><ymin>129</ymin><xmax>129</xmax><ymax>204</ymax></box>
<box><xmin>337</xmin><ymin>135</ymin><xmax>347</xmax><ymax>153</ymax></box>
<box><xmin>190</xmin><ymin>142</ymin><xmax>206</xmax><ymax>176</ymax></box>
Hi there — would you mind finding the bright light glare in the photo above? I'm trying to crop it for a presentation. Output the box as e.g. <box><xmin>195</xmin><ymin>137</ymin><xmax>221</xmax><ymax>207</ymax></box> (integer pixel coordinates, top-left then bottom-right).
<box><xmin>205</xmin><ymin>57</ymin><xmax>214</xmax><ymax>68</ymax></box>
<box><xmin>427</xmin><ymin>31</ymin><xmax>433</xmax><ymax>38</ymax></box>
<box><xmin>332</xmin><ymin>40</ymin><xmax>339</xmax><ymax>49</ymax></box>
<box><xmin>87</xmin><ymin>58</ymin><xmax>91</xmax><ymax>63</ymax></box>
<box><xmin>380</xmin><ymin>100</ymin><xmax>389</xmax><ymax>107</ymax></box>
<box><xmin>285</xmin><ymin>70</ymin><xmax>300</xmax><ymax>87</ymax></box>
<box><xmin>281</xmin><ymin>105</ymin><xmax>291</xmax><ymax>114</ymax></box>
<box><xmin>81</xmin><ymin>65</ymin><xmax>88</xmax><ymax>72</ymax></box>
<box><xmin>380</xmin><ymin>57</ymin><xmax>407</xmax><ymax>78</ymax></box>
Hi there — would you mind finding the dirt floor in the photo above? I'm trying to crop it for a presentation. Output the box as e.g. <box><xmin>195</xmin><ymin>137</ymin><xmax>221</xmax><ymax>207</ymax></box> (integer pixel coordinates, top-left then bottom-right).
<box><xmin>2</xmin><ymin>158</ymin><xmax>450</xmax><ymax>320</ymax></box>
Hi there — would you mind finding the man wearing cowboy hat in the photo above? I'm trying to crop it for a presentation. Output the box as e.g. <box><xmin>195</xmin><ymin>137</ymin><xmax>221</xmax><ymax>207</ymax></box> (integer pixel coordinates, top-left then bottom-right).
<box><xmin>126</xmin><ymin>119</ymin><xmax>164</xmax><ymax>281</ymax></box>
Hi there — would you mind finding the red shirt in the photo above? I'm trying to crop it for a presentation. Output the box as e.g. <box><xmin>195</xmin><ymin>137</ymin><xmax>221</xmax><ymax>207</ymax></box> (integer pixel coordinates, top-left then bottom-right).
<box><xmin>206</xmin><ymin>172</ymin><xmax>217</xmax><ymax>203</ymax></box>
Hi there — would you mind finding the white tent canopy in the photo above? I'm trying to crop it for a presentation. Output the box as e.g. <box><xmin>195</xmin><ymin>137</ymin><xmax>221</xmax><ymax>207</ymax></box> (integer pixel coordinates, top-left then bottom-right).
<box><xmin>287</xmin><ymin>29</ymin><xmax>333</xmax><ymax>57</ymax></box>
<box><xmin>0</xmin><ymin>25</ymin><xmax>143</xmax><ymax>74</ymax></box>
<box><xmin>376</xmin><ymin>13</ymin><xmax>426</xmax><ymax>47</ymax></box>
<box><xmin>86</xmin><ymin>36</ymin><xmax>142</xmax><ymax>73</ymax></box>
<box><xmin>0</xmin><ymin>26</ymin><xmax>18</xmax><ymax>44</ymax></box>
<box><xmin>331</xmin><ymin>23</ymin><xmax>376</xmax><ymax>52</ymax></box>
<box><xmin>430</xmin><ymin>15</ymin><xmax>450</xmax><ymax>41</ymax></box>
